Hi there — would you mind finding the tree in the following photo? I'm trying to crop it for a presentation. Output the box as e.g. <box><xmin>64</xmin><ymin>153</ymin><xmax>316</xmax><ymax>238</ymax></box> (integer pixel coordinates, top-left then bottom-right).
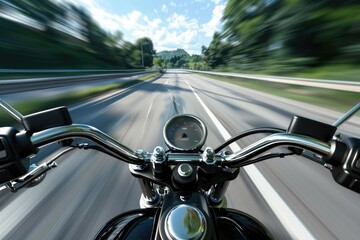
<box><xmin>166</xmin><ymin>62</ymin><xmax>174</xmax><ymax>68</ymax></box>
<box><xmin>203</xmin><ymin>32</ymin><xmax>229</xmax><ymax>68</ymax></box>
<box><xmin>0</xmin><ymin>0</ymin><xmax>158</xmax><ymax>69</ymax></box>
<box><xmin>153</xmin><ymin>57</ymin><xmax>163</xmax><ymax>67</ymax></box>
<box><xmin>135</xmin><ymin>37</ymin><xmax>155</xmax><ymax>67</ymax></box>
<box><xmin>208</xmin><ymin>0</ymin><xmax>360</xmax><ymax>71</ymax></box>
<box><xmin>175</xmin><ymin>58</ymin><xmax>187</xmax><ymax>68</ymax></box>
<box><xmin>201</xmin><ymin>46</ymin><xmax>207</xmax><ymax>55</ymax></box>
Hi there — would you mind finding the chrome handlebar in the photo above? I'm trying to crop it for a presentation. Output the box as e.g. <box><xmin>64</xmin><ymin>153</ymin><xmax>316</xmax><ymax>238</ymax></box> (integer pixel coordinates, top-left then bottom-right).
<box><xmin>225</xmin><ymin>132</ymin><xmax>331</xmax><ymax>167</ymax></box>
<box><xmin>3</xmin><ymin>124</ymin><xmax>333</xmax><ymax>192</ymax></box>
<box><xmin>31</xmin><ymin>124</ymin><xmax>143</xmax><ymax>165</ymax></box>
<box><xmin>30</xmin><ymin>124</ymin><xmax>333</xmax><ymax>166</ymax></box>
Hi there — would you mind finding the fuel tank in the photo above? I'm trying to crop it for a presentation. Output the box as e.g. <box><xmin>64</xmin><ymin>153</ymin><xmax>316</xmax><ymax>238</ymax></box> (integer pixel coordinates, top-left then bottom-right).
<box><xmin>95</xmin><ymin>208</ymin><xmax>272</xmax><ymax>239</ymax></box>
<box><xmin>95</xmin><ymin>193</ymin><xmax>272</xmax><ymax>240</ymax></box>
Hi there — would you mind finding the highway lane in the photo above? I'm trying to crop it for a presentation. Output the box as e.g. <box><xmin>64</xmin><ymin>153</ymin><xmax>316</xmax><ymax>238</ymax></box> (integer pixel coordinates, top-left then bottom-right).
<box><xmin>182</xmin><ymin>72</ymin><xmax>360</xmax><ymax>239</ymax></box>
<box><xmin>0</xmin><ymin>70</ymin><xmax>359</xmax><ymax>239</ymax></box>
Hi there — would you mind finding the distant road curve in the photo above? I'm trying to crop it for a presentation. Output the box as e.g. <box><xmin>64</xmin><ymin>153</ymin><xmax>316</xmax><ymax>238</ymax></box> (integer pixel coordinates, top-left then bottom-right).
<box><xmin>186</xmin><ymin>70</ymin><xmax>360</xmax><ymax>92</ymax></box>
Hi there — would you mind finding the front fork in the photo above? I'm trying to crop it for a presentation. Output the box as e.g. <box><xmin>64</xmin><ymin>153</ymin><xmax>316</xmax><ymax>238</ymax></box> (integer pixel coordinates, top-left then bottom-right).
<box><xmin>139</xmin><ymin>179</ymin><xmax>229</xmax><ymax>209</ymax></box>
<box><xmin>208</xmin><ymin>181</ymin><xmax>229</xmax><ymax>208</ymax></box>
<box><xmin>138</xmin><ymin>177</ymin><xmax>230</xmax><ymax>209</ymax></box>
<box><xmin>138</xmin><ymin>178</ymin><xmax>162</xmax><ymax>208</ymax></box>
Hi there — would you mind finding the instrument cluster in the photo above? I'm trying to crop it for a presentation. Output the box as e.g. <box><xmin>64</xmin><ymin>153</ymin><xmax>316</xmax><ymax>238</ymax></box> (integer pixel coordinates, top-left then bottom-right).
<box><xmin>163</xmin><ymin>114</ymin><xmax>207</xmax><ymax>152</ymax></box>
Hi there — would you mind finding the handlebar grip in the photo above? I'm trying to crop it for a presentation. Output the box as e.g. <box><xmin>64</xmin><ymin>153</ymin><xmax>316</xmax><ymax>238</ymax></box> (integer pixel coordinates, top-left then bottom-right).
<box><xmin>0</xmin><ymin>127</ymin><xmax>38</xmax><ymax>183</ymax></box>
<box><xmin>327</xmin><ymin>137</ymin><xmax>360</xmax><ymax>193</ymax></box>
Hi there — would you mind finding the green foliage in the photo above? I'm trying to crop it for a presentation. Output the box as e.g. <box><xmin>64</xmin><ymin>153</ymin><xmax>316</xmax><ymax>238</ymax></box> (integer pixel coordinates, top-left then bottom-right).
<box><xmin>157</xmin><ymin>48</ymin><xmax>189</xmax><ymax>60</ymax></box>
<box><xmin>134</xmin><ymin>37</ymin><xmax>156</xmax><ymax>67</ymax></box>
<box><xmin>153</xmin><ymin>57</ymin><xmax>163</xmax><ymax>67</ymax></box>
<box><xmin>0</xmin><ymin>0</ymin><xmax>156</xmax><ymax>69</ymax></box>
<box><xmin>156</xmin><ymin>48</ymin><xmax>211</xmax><ymax>70</ymax></box>
<box><xmin>157</xmin><ymin>52</ymin><xmax>209</xmax><ymax>70</ymax></box>
<box><xmin>203</xmin><ymin>0</ymin><xmax>360</xmax><ymax>75</ymax></box>
<box><xmin>166</xmin><ymin>62</ymin><xmax>174</xmax><ymax>68</ymax></box>
<box><xmin>175</xmin><ymin>58</ymin><xmax>187</xmax><ymax>68</ymax></box>
<box><xmin>203</xmin><ymin>32</ymin><xmax>230</xmax><ymax>68</ymax></box>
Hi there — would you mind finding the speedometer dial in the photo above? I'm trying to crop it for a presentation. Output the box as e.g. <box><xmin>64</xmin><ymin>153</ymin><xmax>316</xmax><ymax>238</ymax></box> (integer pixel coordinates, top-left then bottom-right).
<box><xmin>163</xmin><ymin>114</ymin><xmax>207</xmax><ymax>152</ymax></box>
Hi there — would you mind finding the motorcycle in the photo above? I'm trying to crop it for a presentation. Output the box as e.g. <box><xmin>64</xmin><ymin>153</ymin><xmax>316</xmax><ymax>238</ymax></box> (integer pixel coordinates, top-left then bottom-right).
<box><xmin>0</xmin><ymin>98</ymin><xmax>359</xmax><ymax>240</ymax></box>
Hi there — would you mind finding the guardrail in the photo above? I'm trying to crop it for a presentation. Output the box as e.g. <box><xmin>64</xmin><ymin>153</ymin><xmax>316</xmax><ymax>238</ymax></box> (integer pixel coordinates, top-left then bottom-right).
<box><xmin>187</xmin><ymin>70</ymin><xmax>360</xmax><ymax>93</ymax></box>
<box><xmin>0</xmin><ymin>69</ymin><xmax>145</xmax><ymax>73</ymax></box>
<box><xmin>0</xmin><ymin>70</ymin><xmax>157</xmax><ymax>94</ymax></box>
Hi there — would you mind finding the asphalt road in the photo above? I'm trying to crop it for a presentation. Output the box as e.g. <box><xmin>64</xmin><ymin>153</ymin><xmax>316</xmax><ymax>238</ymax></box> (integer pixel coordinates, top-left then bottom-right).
<box><xmin>0</xmin><ymin>70</ymin><xmax>359</xmax><ymax>239</ymax></box>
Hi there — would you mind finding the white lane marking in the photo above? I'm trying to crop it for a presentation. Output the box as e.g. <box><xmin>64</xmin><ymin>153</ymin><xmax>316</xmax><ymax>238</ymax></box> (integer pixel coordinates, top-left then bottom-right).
<box><xmin>184</xmin><ymin>80</ymin><xmax>240</xmax><ymax>151</ymax></box>
<box><xmin>165</xmin><ymin>80</ymin><xmax>168</xmax><ymax>85</ymax></box>
<box><xmin>0</xmin><ymin>185</ymin><xmax>7</xmax><ymax>191</ymax></box>
<box><xmin>141</xmin><ymin>96</ymin><xmax>155</xmax><ymax>139</ymax></box>
<box><xmin>184</xmin><ymin>79</ymin><xmax>315</xmax><ymax>240</ymax></box>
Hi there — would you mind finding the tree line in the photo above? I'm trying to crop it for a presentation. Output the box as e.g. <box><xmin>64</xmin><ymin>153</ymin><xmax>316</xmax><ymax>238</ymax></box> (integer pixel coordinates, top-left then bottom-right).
<box><xmin>155</xmin><ymin>49</ymin><xmax>209</xmax><ymax>70</ymax></box>
<box><xmin>0</xmin><ymin>0</ymin><xmax>155</xmax><ymax>69</ymax></box>
<box><xmin>201</xmin><ymin>0</ymin><xmax>360</xmax><ymax>74</ymax></box>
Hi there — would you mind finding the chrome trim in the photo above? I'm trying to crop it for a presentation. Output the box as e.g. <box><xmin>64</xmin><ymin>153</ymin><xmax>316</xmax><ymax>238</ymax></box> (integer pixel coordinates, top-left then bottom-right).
<box><xmin>163</xmin><ymin>114</ymin><xmax>207</xmax><ymax>152</ymax></box>
<box><xmin>29</xmin><ymin>125</ymin><xmax>332</xmax><ymax>167</ymax></box>
<box><xmin>167</xmin><ymin>153</ymin><xmax>225</xmax><ymax>165</ymax></box>
<box><xmin>209</xmin><ymin>181</ymin><xmax>230</xmax><ymax>205</ymax></box>
<box><xmin>31</xmin><ymin>124</ymin><xmax>143</xmax><ymax>164</ymax></box>
<box><xmin>178</xmin><ymin>163</ymin><xmax>193</xmax><ymax>177</ymax></box>
<box><xmin>0</xmin><ymin>98</ymin><xmax>23</xmax><ymax>122</ymax></box>
<box><xmin>225</xmin><ymin>133</ymin><xmax>331</xmax><ymax>166</ymax></box>
<box><xmin>333</xmin><ymin>103</ymin><xmax>360</xmax><ymax>127</ymax></box>
<box><xmin>151</xmin><ymin>146</ymin><xmax>165</xmax><ymax>163</ymax></box>
<box><xmin>165</xmin><ymin>204</ymin><xmax>206</xmax><ymax>240</ymax></box>
<box><xmin>202</xmin><ymin>147</ymin><xmax>215</xmax><ymax>165</ymax></box>
<box><xmin>139</xmin><ymin>193</ymin><xmax>161</xmax><ymax>209</ymax></box>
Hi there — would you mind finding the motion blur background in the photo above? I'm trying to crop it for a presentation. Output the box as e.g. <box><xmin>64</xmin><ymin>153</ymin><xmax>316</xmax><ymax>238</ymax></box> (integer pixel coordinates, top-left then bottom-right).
<box><xmin>1</xmin><ymin>0</ymin><xmax>360</xmax><ymax>75</ymax></box>
<box><xmin>0</xmin><ymin>0</ymin><xmax>360</xmax><ymax>239</ymax></box>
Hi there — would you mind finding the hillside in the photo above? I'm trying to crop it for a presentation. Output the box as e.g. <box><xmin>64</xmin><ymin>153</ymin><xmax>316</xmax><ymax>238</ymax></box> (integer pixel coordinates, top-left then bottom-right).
<box><xmin>157</xmin><ymin>49</ymin><xmax>189</xmax><ymax>60</ymax></box>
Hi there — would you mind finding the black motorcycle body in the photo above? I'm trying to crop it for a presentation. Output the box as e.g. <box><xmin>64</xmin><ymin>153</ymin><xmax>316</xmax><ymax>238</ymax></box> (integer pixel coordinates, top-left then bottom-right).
<box><xmin>95</xmin><ymin>192</ymin><xmax>271</xmax><ymax>240</ymax></box>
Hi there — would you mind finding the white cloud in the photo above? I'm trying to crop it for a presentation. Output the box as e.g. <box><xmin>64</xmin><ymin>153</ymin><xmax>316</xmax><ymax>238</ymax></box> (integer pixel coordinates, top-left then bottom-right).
<box><xmin>161</xmin><ymin>4</ymin><xmax>168</xmax><ymax>13</ymax></box>
<box><xmin>211</xmin><ymin>0</ymin><xmax>221</xmax><ymax>4</ymax></box>
<box><xmin>200</xmin><ymin>4</ymin><xmax>224</xmax><ymax>37</ymax></box>
<box><xmin>167</xmin><ymin>13</ymin><xmax>198</xmax><ymax>29</ymax></box>
<box><xmin>92</xmin><ymin>7</ymin><xmax>199</xmax><ymax>53</ymax></box>
<box><xmin>56</xmin><ymin>0</ymin><xmax>203</xmax><ymax>54</ymax></box>
<box><xmin>170</xmin><ymin>2</ymin><xmax>176</xmax><ymax>7</ymax></box>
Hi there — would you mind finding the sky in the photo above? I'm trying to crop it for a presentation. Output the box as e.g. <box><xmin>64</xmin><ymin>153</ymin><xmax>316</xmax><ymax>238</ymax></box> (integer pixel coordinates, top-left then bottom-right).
<box><xmin>60</xmin><ymin>0</ymin><xmax>226</xmax><ymax>54</ymax></box>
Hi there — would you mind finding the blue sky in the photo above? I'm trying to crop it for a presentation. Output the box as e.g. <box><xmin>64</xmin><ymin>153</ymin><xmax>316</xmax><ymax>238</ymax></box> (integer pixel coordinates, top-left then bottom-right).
<box><xmin>61</xmin><ymin>0</ymin><xmax>225</xmax><ymax>54</ymax></box>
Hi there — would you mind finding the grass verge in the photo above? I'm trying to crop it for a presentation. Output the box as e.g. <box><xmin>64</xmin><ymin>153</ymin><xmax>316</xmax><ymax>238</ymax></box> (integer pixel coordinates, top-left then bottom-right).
<box><xmin>0</xmin><ymin>72</ymin><xmax>161</xmax><ymax>126</ymax></box>
<box><xmin>197</xmin><ymin>73</ymin><xmax>360</xmax><ymax>113</ymax></box>
<box><xmin>215</xmin><ymin>64</ymin><xmax>360</xmax><ymax>82</ymax></box>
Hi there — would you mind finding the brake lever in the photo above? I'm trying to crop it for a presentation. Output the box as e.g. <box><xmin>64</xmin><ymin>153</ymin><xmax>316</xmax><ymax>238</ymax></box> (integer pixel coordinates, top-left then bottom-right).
<box><xmin>5</xmin><ymin>161</ymin><xmax>57</xmax><ymax>192</ymax></box>
<box><xmin>4</xmin><ymin>147</ymin><xmax>75</xmax><ymax>192</ymax></box>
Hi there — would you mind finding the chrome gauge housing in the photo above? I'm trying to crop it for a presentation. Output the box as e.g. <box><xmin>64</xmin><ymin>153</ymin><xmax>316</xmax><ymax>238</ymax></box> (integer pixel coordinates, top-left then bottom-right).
<box><xmin>163</xmin><ymin>114</ymin><xmax>207</xmax><ymax>152</ymax></box>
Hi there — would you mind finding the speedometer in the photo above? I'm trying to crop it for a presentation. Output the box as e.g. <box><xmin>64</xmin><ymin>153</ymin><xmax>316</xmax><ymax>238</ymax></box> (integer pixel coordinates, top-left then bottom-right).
<box><xmin>163</xmin><ymin>114</ymin><xmax>207</xmax><ymax>152</ymax></box>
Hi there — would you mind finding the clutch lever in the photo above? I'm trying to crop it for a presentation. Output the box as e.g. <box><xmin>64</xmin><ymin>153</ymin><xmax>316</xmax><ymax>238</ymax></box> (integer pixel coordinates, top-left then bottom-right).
<box><xmin>4</xmin><ymin>147</ymin><xmax>75</xmax><ymax>192</ymax></box>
